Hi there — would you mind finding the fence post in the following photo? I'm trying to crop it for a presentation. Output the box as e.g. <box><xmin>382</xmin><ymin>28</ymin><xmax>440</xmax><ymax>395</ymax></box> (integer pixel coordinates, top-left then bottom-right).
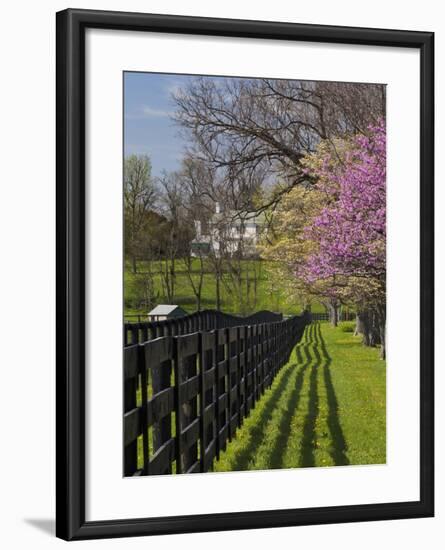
<box><xmin>123</xmin><ymin>346</ymin><xmax>138</xmax><ymax>476</ymax></box>
<box><xmin>176</xmin><ymin>334</ymin><xmax>199</xmax><ymax>473</ymax></box>
<box><xmin>139</xmin><ymin>344</ymin><xmax>149</xmax><ymax>475</ymax></box>
<box><xmin>237</xmin><ymin>326</ymin><xmax>244</xmax><ymax>428</ymax></box>
<box><xmin>199</xmin><ymin>331</ymin><xmax>217</xmax><ymax>472</ymax></box>
<box><xmin>246</xmin><ymin>326</ymin><xmax>253</xmax><ymax>416</ymax></box>
<box><xmin>227</xmin><ymin>327</ymin><xmax>239</xmax><ymax>441</ymax></box>
<box><xmin>252</xmin><ymin>325</ymin><xmax>258</xmax><ymax>407</ymax></box>
<box><xmin>215</xmin><ymin>328</ymin><xmax>228</xmax><ymax>453</ymax></box>
<box><xmin>131</xmin><ymin>324</ymin><xmax>139</xmax><ymax>345</ymax></box>
<box><xmin>214</xmin><ymin>330</ymin><xmax>221</xmax><ymax>460</ymax></box>
<box><xmin>150</xmin><ymin>339</ymin><xmax>173</xmax><ymax>475</ymax></box>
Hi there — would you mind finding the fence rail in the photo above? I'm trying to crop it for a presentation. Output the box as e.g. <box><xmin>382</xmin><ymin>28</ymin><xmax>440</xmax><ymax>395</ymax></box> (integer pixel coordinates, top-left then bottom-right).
<box><xmin>124</xmin><ymin>310</ymin><xmax>310</xmax><ymax>476</ymax></box>
<box><xmin>124</xmin><ymin>309</ymin><xmax>284</xmax><ymax>347</ymax></box>
<box><xmin>309</xmin><ymin>311</ymin><xmax>355</xmax><ymax>322</ymax></box>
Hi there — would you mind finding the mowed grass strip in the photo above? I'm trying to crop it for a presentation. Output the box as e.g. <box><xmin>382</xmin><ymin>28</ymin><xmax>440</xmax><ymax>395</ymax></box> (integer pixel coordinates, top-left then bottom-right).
<box><xmin>213</xmin><ymin>322</ymin><xmax>386</xmax><ymax>472</ymax></box>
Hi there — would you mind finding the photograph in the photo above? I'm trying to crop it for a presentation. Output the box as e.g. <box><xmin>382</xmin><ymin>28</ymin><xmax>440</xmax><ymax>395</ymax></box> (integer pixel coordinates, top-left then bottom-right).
<box><xmin>123</xmin><ymin>72</ymin><xmax>387</xmax><ymax>477</ymax></box>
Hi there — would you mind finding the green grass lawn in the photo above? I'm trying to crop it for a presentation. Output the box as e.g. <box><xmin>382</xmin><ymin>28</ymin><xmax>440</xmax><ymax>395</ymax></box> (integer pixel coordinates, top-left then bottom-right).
<box><xmin>213</xmin><ymin>321</ymin><xmax>386</xmax><ymax>471</ymax></box>
<box><xmin>124</xmin><ymin>259</ymin><xmax>327</xmax><ymax>317</ymax></box>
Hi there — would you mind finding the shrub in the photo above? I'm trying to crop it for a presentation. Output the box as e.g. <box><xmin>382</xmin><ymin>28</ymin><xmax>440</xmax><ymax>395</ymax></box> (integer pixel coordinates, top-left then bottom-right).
<box><xmin>340</xmin><ymin>321</ymin><xmax>355</xmax><ymax>333</ymax></box>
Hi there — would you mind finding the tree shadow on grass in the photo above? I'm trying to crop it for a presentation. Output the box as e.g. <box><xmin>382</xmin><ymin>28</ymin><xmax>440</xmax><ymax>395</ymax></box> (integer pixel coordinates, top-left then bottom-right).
<box><xmin>230</xmin><ymin>325</ymin><xmax>313</xmax><ymax>471</ymax></box>
<box><xmin>268</xmin><ymin>325</ymin><xmax>313</xmax><ymax>469</ymax></box>
<box><xmin>318</xmin><ymin>323</ymin><xmax>349</xmax><ymax>466</ymax></box>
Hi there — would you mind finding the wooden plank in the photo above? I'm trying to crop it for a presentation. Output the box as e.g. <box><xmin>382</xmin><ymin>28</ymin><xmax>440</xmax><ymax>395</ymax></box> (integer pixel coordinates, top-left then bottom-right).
<box><xmin>215</xmin><ymin>328</ymin><xmax>227</xmax><ymax>459</ymax></box>
<box><xmin>203</xmin><ymin>403</ymin><xmax>216</xmax><ymax>428</ymax></box>
<box><xmin>203</xmin><ymin>366</ymin><xmax>216</xmax><ymax>389</ymax></box>
<box><xmin>200</xmin><ymin>331</ymin><xmax>216</xmax><ymax>473</ymax></box>
<box><xmin>217</xmin><ymin>329</ymin><xmax>227</xmax><ymax>346</ymax></box>
<box><xmin>218</xmin><ymin>393</ymin><xmax>228</xmax><ymax>411</ymax></box>
<box><xmin>226</xmin><ymin>327</ymin><xmax>235</xmax><ymax>441</ymax></box>
<box><xmin>124</xmin><ymin>407</ymin><xmax>141</xmax><ymax>446</ymax></box>
<box><xmin>180</xmin><ymin>417</ymin><xmax>200</xmax><ymax>448</ymax></box>
<box><xmin>144</xmin><ymin>336</ymin><xmax>173</xmax><ymax>365</ymax></box>
<box><xmin>173</xmin><ymin>338</ymin><xmax>182</xmax><ymax>474</ymax></box>
<box><xmin>201</xmin><ymin>331</ymin><xmax>215</xmax><ymax>350</ymax></box>
<box><xmin>146</xmin><ymin>387</ymin><xmax>175</xmax><ymax>426</ymax></box>
<box><xmin>186</xmin><ymin>460</ymin><xmax>201</xmax><ymax>474</ymax></box>
<box><xmin>177</xmin><ymin>332</ymin><xmax>199</xmax><ymax>356</ymax></box>
<box><xmin>130</xmin><ymin>325</ymin><xmax>139</xmax><ymax>345</ymax></box>
<box><xmin>179</xmin><ymin>375</ymin><xmax>200</xmax><ymax>403</ymax></box>
<box><xmin>146</xmin><ymin>337</ymin><xmax>173</xmax><ymax>474</ymax></box>
<box><xmin>139</xmin><ymin>343</ymin><xmax>149</xmax><ymax>475</ymax></box>
<box><xmin>216</xmin><ymin>360</ymin><xmax>228</xmax><ymax>378</ymax></box>
<box><xmin>149</xmin><ymin>438</ymin><xmax>176</xmax><ymax>476</ymax></box>
<box><xmin>203</xmin><ymin>439</ymin><xmax>216</xmax><ymax>472</ymax></box>
<box><xmin>230</xmin><ymin>414</ymin><xmax>238</xmax><ymax>436</ymax></box>
<box><xmin>227</xmin><ymin>326</ymin><xmax>238</xmax><ymax>342</ymax></box>
<box><xmin>176</xmin><ymin>333</ymin><xmax>199</xmax><ymax>473</ymax></box>
<box><xmin>124</xmin><ymin>345</ymin><xmax>139</xmax><ymax>476</ymax></box>
<box><xmin>218</xmin><ymin>424</ymin><xmax>229</xmax><ymax>452</ymax></box>
<box><xmin>124</xmin><ymin>344</ymin><xmax>139</xmax><ymax>380</ymax></box>
<box><xmin>230</xmin><ymin>386</ymin><xmax>237</xmax><ymax>403</ymax></box>
<box><xmin>229</xmin><ymin>356</ymin><xmax>238</xmax><ymax>373</ymax></box>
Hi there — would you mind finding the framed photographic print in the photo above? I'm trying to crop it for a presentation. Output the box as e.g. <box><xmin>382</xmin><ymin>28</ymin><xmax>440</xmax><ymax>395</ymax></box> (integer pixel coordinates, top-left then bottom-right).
<box><xmin>56</xmin><ymin>8</ymin><xmax>434</xmax><ymax>540</ymax></box>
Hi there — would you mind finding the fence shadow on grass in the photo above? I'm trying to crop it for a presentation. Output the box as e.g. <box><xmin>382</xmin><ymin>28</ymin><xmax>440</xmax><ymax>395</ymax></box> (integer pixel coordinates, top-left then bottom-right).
<box><xmin>299</xmin><ymin>323</ymin><xmax>320</xmax><ymax>467</ymax></box>
<box><xmin>268</xmin><ymin>325</ymin><xmax>313</xmax><ymax>469</ymax></box>
<box><xmin>318</xmin><ymin>323</ymin><xmax>349</xmax><ymax>466</ymax></box>
<box><xmin>230</xmin><ymin>325</ymin><xmax>314</xmax><ymax>472</ymax></box>
<box><xmin>220</xmin><ymin>322</ymin><xmax>349</xmax><ymax>471</ymax></box>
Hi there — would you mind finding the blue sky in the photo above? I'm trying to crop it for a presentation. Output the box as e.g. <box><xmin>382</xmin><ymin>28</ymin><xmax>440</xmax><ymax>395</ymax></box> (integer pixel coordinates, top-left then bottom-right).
<box><xmin>124</xmin><ymin>72</ymin><xmax>195</xmax><ymax>177</ymax></box>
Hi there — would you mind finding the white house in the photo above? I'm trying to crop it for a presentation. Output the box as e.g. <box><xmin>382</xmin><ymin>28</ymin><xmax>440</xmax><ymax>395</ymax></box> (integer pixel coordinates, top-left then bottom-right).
<box><xmin>191</xmin><ymin>202</ymin><xmax>263</xmax><ymax>257</ymax></box>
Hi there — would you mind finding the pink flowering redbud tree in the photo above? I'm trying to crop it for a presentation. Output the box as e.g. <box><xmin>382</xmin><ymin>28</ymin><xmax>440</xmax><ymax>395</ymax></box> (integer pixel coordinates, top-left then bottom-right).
<box><xmin>301</xmin><ymin>121</ymin><xmax>386</xmax><ymax>357</ymax></box>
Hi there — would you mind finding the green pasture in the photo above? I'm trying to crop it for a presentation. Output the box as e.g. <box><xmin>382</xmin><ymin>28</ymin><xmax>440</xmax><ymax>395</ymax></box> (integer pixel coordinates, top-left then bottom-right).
<box><xmin>124</xmin><ymin>259</ymin><xmax>326</xmax><ymax>317</ymax></box>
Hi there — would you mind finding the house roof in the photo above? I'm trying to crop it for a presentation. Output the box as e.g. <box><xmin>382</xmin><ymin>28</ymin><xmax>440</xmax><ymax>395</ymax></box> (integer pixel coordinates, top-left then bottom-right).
<box><xmin>148</xmin><ymin>304</ymin><xmax>185</xmax><ymax>316</ymax></box>
<box><xmin>211</xmin><ymin>210</ymin><xmax>266</xmax><ymax>225</ymax></box>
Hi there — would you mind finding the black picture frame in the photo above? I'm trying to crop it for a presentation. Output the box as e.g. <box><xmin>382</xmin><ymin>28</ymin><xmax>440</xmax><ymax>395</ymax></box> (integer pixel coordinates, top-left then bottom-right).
<box><xmin>56</xmin><ymin>8</ymin><xmax>434</xmax><ymax>541</ymax></box>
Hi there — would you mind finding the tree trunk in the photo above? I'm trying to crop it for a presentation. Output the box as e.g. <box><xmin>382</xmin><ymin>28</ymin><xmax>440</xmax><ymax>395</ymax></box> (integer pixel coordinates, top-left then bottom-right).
<box><xmin>361</xmin><ymin>311</ymin><xmax>371</xmax><ymax>345</ymax></box>
<box><xmin>354</xmin><ymin>311</ymin><xmax>365</xmax><ymax>336</ymax></box>
<box><xmin>170</xmin><ymin>257</ymin><xmax>176</xmax><ymax>300</ymax></box>
<box><xmin>328</xmin><ymin>302</ymin><xmax>339</xmax><ymax>327</ymax></box>
<box><xmin>379</xmin><ymin>325</ymin><xmax>386</xmax><ymax>359</ymax></box>
<box><xmin>359</xmin><ymin>309</ymin><xmax>381</xmax><ymax>348</ymax></box>
<box><xmin>376</xmin><ymin>303</ymin><xmax>386</xmax><ymax>360</ymax></box>
<box><xmin>253</xmin><ymin>267</ymin><xmax>258</xmax><ymax>310</ymax></box>
<box><xmin>215</xmin><ymin>273</ymin><xmax>221</xmax><ymax>311</ymax></box>
<box><xmin>131</xmin><ymin>255</ymin><xmax>137</xmax><ymax>274</ymax></box>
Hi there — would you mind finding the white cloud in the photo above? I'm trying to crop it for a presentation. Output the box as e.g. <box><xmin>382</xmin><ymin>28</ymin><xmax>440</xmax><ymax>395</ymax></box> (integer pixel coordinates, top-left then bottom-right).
<box><xmin>142</xmin><ymin>105</ymin><xmax>173</xmax><ymax>118</ymax></box>
<box><xmin>166</xmin><ymin>83</ymin><xmax>181</xmax><ymax>95</ymax></box>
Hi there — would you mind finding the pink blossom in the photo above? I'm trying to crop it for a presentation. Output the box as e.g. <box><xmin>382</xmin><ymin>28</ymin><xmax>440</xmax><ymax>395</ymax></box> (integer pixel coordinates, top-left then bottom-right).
<box><xmin>300</xmin><ymin>121</ymin><xmax>386</xmax><ymax>286</ymax></box>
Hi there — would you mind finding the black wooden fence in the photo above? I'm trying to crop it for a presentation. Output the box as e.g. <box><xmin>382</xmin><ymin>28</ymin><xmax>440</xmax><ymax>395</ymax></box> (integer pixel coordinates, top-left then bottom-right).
<box><xmin>124</xmin><ymin>310</ymin><xmax>310</xmax><ymax>476</ymax></box>
<box><xmin>124</xmin><ymin>309</ymin><xmax>284</xmax><ymax>347</ymax></box>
